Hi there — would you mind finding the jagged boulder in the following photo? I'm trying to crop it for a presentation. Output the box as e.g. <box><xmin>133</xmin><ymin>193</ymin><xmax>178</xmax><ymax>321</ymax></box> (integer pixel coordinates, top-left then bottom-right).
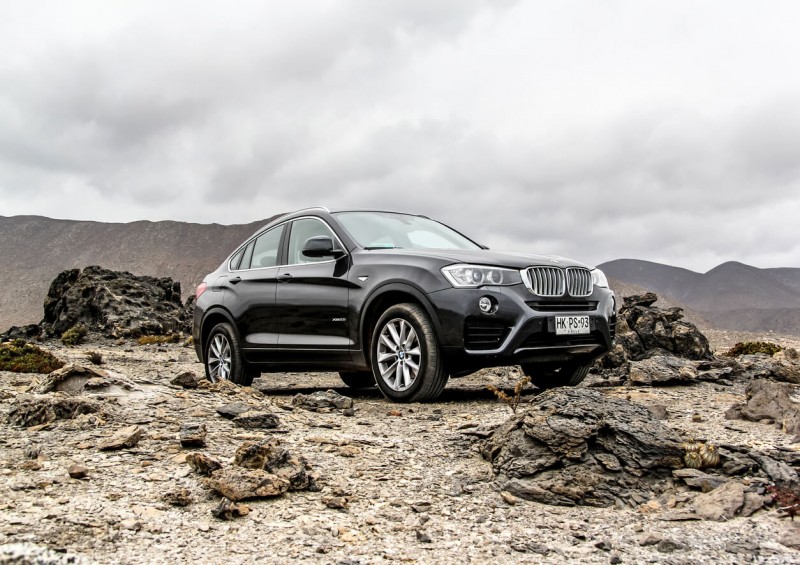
<box><xmin>482</xmin><ymin>388</ymin><xmax>684</xmax><ymax>507</ymax></box>
<box><xmin>726</xmin><ymin>379</ymin><xmax>800</xmax><ymax>441</ymax></box>
<box><xmin>37</xmin><ymin>266</ymin><xmax>190</xmax><ymax>338</ymax></box>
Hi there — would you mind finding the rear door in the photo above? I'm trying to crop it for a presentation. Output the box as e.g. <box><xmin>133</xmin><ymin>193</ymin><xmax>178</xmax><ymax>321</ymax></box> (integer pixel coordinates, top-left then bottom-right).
<box><xmin>274</xmin><ymin>217</ymin><xmax>352</xmax><ymax>361</ymax></box>
<box><xmin>224</xmin><ymin>225</ymin><xmax>285</xmax><ymax>350</ymax></box>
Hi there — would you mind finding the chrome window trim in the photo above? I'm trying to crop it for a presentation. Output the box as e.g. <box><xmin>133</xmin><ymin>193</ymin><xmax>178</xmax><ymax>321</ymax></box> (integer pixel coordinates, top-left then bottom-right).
<box><xmin>227</xmin><ymin>216</ymin><xmax>348</xmax><ymax>273</ymax></box>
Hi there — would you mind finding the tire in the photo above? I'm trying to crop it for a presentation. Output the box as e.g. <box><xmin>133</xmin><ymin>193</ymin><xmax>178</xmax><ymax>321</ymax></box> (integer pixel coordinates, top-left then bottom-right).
<box><xmin>339</xmin><ymin>371</ymin><xmax>376</xmax><ymax>389</ymax></box>
<box><xmin>370</xmin><ymin>303</ymin><xmax>448</xmax><ymax>402</ymax></box>
<box><xmin>520</xmin><ymin>362</ymin><xmax>590</xmax><ymax>390</ymax></box>
<box><xmin>204</xmin><ymin>322</ymin><xmax>258</xmax><ymax>386</ymax></box>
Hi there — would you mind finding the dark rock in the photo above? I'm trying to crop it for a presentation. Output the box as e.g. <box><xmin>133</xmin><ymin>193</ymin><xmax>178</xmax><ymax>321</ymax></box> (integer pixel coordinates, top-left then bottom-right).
<box><xmin>0</xmin><ymin>324</ymin><xmax>43</xmax><ymax>342</ymax></box>
<box><xmin>232</xmin><ymin>411</ymin><xmax>280</xmax><ymax>429</ymax></box>
<box><xmin>186</xmin><ymin>453</ymin><xmax>223</xmax><ymax>476</ymax></box>
<box><xmin>212</xmin><ymin>498</ymin><xmax>250</xmax><ymax>520</ymax></box>
<box><xmin>34</xmin><ymin>363</ymin><xmax>138</xmax><ymax>395</ymax></box>
<box><xmin>735</xmin><ymin>355</ymin><xmax>800</xmax><ymax>384</ymax></box>
<box><xmin>291</xmin><ymin>389</ymin><xmax>354</xmax><ymax>411</ymax></box>
<box><xmin>672</xmin><ymin>468</ymin><xmax>727</xmax><ymax>492</ymax></box>
<box><xmin>648</xmin><ymin>404</ymin><xmax>669</xmax><ymax>420</ymax></box>
<box><xmin>68</xmin><ymin>464</ymin><xmax>89</xmax><ymax>479</ymax></box>
<box><xmin>7</xmin><ymin>394</ymin><xmax>102</xmax><ymax>428</ymax></box>
<box><xmin>179</xmin><ymin>423</ymin><xmax>207</xmax><ymax>448</ymax></box>
<box><xmin>206</xmin><ymin>468</ymin><xmax>290</xmax><ymax>501</ymax></box>
<box><xmin>216</xmin><ymin>402</ymin><xmax>252</xmax><ymax>420</ymax></box>
<box><xmin>726</xmin><ymin>379</ymin><xmax>800</xmax><ymax>440</ymax></box>
<box><xmin>692</xmin><ymin>481</ymin><xmax>745</xmax><ymax>521</ymax></box>
<box><xmin>97</xmin><ymin>425</ymin><xmax>142</xmax><ymax>451</ymax></box>
<box><xmin>171</xmin><ymin>371</ymin><xmax>200</xmax><ymax>389</ymax></box>
<box><xmin>740</xmin><ymin>492</ymin><xmax>771</xmax><ymax>517</ymax></box>
<box><xmin>628</xmin><ymin>354</ymin><xmax>698</xmax><ymax>386</ymax></box>
<box><xmin>233</xmin><ymin>439</ymin><xmax>315</xmax><ymax>491</ymax></box>
<box><xmin>600</xmin><ymin>293</ymin><xmax>712</xmax><ymax>372</ymax></box>
<box><xmin>656</xmin><ymin>539</ymin><xmax>686</xmax><ymax>553</ymax></box>
<box><xmin>749</xmin><ymin>453</ymin><xmax>799</xmax><ymax>488</ymax></box>
<box><xmin>482</xmin><ymin>388</ymin><xmax>684</xmax><ymax>507</ymax></box>
<box><xmin>162</xmin><ymin>488</ymin><xmax>193</xmax><ymax>507</ymax></box>
<box><xmin>39</xmin><ymin>266</ymin><xmax>188</xmax><ymax>339</ymax></box>
<box><xmin>416</xmin><ymin>530</ymin><xmax>432</xmax><ymax>543</ymax></box>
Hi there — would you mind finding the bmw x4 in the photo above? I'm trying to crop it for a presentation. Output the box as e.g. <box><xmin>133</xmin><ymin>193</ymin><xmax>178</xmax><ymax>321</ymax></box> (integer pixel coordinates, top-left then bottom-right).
<box><xmin>193</xmin><ymin>208</ymin><xmax>616</xmax><ymax>402</ymax></box>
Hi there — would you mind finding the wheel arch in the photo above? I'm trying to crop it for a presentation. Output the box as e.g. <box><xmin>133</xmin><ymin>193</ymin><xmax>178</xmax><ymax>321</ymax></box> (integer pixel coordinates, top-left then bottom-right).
<box><xmin>198</xmin><ymin>307</ymin><xmax>237</xmax><ymax>363</ymax></box>
<box><xmin>359</xmin><ymin>283</ymin><xmax>443</xmax><ymax>366</ymax></box>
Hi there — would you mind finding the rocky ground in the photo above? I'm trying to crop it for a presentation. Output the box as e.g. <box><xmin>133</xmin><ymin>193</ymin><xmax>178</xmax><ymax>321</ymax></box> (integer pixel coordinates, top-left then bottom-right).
<box><xmin>1</xmin><ymin>331</ymin><xmax>800</xmax><ymax>565</ymax></box>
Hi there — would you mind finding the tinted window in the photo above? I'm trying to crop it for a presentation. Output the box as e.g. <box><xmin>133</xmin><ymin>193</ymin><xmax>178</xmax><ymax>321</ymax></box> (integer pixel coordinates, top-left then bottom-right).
<box><xmin>229</xmin><ymin>248</ymin><xmax>245</xmax><ymax>271</ymax></box>
<box><xmin>239</xmin><ymin>240</ymin><xmax>255</xmax><ymax>270</ymax></box>
<box><xmin>251</xmin><ymin>226</ymin><xmax>283</xmax><ymax>269</ymax></box>
<box><xmin>334</xmin><ymin>212</ymin><xmax>480</xmax><ymax>250</ymax></box>
<box><xmin>288</xmin><ymin>218</ymin><xmax>339</xmax><ymax>265</ymax></box>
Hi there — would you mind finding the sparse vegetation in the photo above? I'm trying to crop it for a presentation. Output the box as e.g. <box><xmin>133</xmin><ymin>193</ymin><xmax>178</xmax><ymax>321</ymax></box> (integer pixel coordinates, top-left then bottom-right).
<box><xmin>86</xmin><ymin>351</ymin><xmax>104</xmax><ymax>365</ymax></box>
<box><xmin>0</xmin><ymin>339</ymin><xmax>65</xmax><ymax>373</ymax></box>
<box><xmin>137</xmin><ymin>333</ymin><xmax>182</xmax><ymax>346</ymax></box>
<box><xmin>486</xmin><ymin>376</ymin><xmax>531</xmax><ymax>413</ymax></box>
<box><xmin>767</xmin><ymin>484</ymin><xmax>800</xmax><ymax>520</ymax></box>
<box><xmin>724</xmin><ymin>341</ymin><xmax>784</xmax><ymax>357</ymax></box>
<box><xmin>682</xmin><ymin>439</ymin><xmax>720</xmax><ymax>469</ymax></box>
<box><xmin>61</xmin><ymin>324</ymin><xmax>88</xmax><ymax>346</ymax></box>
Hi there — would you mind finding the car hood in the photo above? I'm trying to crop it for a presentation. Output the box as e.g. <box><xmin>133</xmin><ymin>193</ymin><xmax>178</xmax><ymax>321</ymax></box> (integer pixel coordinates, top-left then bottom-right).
<box><xmin>368</xmin><ymin>248</ymin><xmax>593</xmax><ymax>270</ymax></box>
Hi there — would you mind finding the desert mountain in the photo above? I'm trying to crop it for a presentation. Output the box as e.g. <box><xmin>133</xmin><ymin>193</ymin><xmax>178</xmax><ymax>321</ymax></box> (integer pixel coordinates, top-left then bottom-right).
<box><xmin>601</xmin><ymin>259</ymin><xmax>800</xmax><ymax>335</ymax></box>
<box><xmin>0</xmin><ymin>215</ymin><xmax>276</xmax><ymax>330</ymax></box>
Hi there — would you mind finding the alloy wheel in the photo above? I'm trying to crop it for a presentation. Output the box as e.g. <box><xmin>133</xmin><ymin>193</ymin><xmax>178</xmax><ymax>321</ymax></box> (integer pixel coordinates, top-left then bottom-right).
<box><xmin>208</xmin><ymin>333</ymin><xmax>232</xmax><ymax>381</ymax></box>
<box><xmin>376</xmin><ymin>318</ymin><xmax>422</xmax><ymax>392</ymax></box>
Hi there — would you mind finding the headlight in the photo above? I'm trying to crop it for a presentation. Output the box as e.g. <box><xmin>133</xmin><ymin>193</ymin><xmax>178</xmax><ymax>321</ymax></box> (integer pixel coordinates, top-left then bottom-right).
<box><xmin>591</xmin><ymin>268</ymin><xmax>609</xmax><ymax>288</ymax></box>
<box><xmin>441</xmin><ymin>264</ymin><xmax>522</xmax><ymax>288</ymax></box>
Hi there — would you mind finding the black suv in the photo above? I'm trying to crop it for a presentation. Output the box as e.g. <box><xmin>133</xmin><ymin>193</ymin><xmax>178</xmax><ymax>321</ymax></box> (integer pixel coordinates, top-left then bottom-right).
<box><xmin>193</xmin><ymin>207</ymin><xmax>616</xmax><ymax>402</ymax></box>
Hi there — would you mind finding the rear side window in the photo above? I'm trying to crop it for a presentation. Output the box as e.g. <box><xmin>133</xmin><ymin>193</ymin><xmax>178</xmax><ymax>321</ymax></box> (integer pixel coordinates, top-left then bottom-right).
<box><xmin>239</xmin><ymin>240</ymin><xmax>255</xmax><ymax>270</ymax></box>
<box><xmin>250</xmin><ymin>226</ymin><xmax>283</xmax><ymax>269</ymax></box>
<box><xmin>229</xmin><ymin>248</ymin><xmax>245</xmax><ymax>271</ymax></box>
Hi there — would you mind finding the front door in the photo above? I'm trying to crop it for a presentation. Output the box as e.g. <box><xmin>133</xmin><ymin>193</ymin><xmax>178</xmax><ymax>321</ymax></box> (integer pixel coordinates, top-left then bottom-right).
<box><xmin>274</xmin><ymin>217</ymin><xmax>351</xmax><ymax>362</ymax></box>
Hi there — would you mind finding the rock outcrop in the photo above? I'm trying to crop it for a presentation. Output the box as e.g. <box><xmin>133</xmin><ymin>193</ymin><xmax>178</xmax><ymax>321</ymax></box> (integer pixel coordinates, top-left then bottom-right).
<box><xmin>2</xmin><ymin>266</ymin><xmax>193</xmax><ymax>340</ymax></box>
<box><xmin>726</xmin><ymin>379</ymin><xmax>800</xmax><ymax>441</ymax></box>
<box><xmin>481</xmin><ymin>388</ymin><xmax>684</xmax><ymax>507</ymax></box>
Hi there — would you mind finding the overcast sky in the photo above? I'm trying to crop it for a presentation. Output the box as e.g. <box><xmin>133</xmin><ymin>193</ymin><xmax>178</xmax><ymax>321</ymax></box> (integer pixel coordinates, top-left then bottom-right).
<box><xmin>1</xmin><ymin>1</ymin><xmax>799</xmax><ymax>272</ymax></box>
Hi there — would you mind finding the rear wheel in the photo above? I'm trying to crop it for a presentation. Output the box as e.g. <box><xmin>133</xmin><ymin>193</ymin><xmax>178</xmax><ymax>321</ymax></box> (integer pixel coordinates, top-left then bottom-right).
<box><xmin>370</xmin><ymin>303</ymin><xmax>448</xmax><ymax>402</ymax></box>
<box><xmin>338</xmin><ymin>371</ymin><xmax>376</xmax><ymax>389</ymax></box>
<box><xmin>204</xmin><ymin>322</ymin><xmax>259</xmax><ymax>386</ymax></box>
<box><xmin>520</xmin><ymin>362</ymin><xmax>590</xmax><ymax>390</ymax></box>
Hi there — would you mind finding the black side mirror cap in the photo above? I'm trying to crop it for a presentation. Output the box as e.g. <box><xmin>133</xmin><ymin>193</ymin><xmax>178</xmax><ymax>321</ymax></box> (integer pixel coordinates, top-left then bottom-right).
<box><xmin>302</xmin><ymin>236</ymin><xmax>345</xmax><ymax>258</ymax></box>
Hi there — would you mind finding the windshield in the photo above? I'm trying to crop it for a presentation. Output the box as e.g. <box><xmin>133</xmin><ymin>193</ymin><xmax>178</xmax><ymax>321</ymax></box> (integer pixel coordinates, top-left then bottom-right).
<box><xmin>334</xmin><ymin>212</ymin><xmax>482</xmax><ymax>251</ymax></box>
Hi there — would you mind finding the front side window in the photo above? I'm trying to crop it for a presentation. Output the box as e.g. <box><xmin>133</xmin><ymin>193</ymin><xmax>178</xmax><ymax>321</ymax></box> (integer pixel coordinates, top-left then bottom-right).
<box><xmin>250</xmin><ymin>226</ymin><xmax>283</xmax><ymax>269</ymax></box>
<box><xmin>287</xmin><ymin>218</ymin><xmax>339</xmax><ymax>265</ymax></box>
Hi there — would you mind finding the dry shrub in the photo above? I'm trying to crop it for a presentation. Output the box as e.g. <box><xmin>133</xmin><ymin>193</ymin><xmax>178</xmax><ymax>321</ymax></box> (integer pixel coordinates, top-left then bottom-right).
<box><xmin>0</xmin><ymin>339</ymin><xmax>65</xmax><ymax>373</ymax></box>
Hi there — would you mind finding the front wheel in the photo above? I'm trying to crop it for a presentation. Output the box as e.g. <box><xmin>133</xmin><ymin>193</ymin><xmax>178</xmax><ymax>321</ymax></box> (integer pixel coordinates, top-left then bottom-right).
<box><xmin>370</xmin><ymin>303</ymin><xmax>448</xmax><ymax>402</ymax></box>
<box><xmin>204</xmin><ymin>322</ymin><xmax>258</xmax><ymax>386</ymax></box>
<box><xmin>520</xmin><ymin>362</ymin><xmax>590</xmax><ymax>390</ymax></box>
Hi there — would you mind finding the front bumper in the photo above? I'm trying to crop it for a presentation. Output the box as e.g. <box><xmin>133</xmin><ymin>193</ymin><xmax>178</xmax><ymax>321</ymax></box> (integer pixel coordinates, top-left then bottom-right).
<box><xmin>426</xmin><ymin>283</ymin><xmax>616</xmax><ymax>374</ymax></box>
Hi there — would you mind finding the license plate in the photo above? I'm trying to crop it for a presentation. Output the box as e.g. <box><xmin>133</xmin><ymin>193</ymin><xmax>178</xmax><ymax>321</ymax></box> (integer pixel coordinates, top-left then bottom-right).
<box><xmin>555</xmin><ymin>315</ymin><xmax>590</xmax><ymax>335</ymax></box>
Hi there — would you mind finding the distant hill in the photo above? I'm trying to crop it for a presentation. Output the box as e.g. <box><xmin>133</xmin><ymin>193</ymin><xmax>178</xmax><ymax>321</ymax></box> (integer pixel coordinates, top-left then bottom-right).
<box><xmin>600</xmin><ymin>259</ymin><xmax>800</xmax><ymax>335</ymax></box>
<box><xmin>0</xmin><ymin>215</ymin><xmax>276</xmax><ymax>330</ymax></box>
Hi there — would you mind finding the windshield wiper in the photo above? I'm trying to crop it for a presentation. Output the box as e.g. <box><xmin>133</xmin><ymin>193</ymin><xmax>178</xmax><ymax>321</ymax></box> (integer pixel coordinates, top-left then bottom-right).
<box><xmin>364</xmin><ymin>245</ymin><xmax>403</xmax><ymax>250</ymax></box>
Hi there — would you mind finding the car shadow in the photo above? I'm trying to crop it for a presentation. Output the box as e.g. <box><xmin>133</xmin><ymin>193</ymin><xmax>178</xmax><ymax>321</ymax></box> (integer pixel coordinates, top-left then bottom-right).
<box><xmin>252</xmin><ymin>383</ymin><xmax>538</xmax><ymax>403</ymax></box>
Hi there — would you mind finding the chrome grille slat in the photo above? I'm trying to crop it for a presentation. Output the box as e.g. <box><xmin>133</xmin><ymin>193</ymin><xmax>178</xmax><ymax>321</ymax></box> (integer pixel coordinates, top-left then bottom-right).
<box><xmin>525</xmin><ymin>266</ymin><xmax>592</xmax><ymax>297</ymax></box>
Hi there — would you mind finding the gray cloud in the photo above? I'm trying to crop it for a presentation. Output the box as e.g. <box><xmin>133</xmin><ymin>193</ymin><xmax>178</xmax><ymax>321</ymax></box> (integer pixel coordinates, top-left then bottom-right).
<box><xmin>1</xmin><ymin>0</ymin><xmax>799</xmax><ymax>272</ymax></box>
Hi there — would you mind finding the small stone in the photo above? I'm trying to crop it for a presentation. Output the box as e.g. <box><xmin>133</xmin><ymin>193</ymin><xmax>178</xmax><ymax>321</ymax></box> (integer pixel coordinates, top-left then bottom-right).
<box><xmin>342</xmin><ymin>407</ymin><xmax>355</xmax><ymax>417</ymax></box>
<box><xmin>68</xmin><ymin>464</ymin><xmax>89</xmax><ymax>479</ymax></box>
<box><xmin>179</xmin><ymin>422</ymin><xmax>207</xmax><ymax>448</ymax></box>
<box><xmin>161</xmin><ymin>488</ymin><xmax>193</xmax><ymax>507</ymax></box>
<box><xmin>119</xmin><ymin>518</ymin><xmax>141</xmax><ymax>531</ymax></box>
<box><xmin>656</xmin><ymin>539</ymin><xmax>686</xmax><ymax>553</ymax></box>
<box><xmin>411</xmin><ymin>502</ymin><xmax>432</xmax><ymax>513</ymax></box>
<box><xmin>206</xmin><ymin>467</ymin><xmax>290</xmax><ymax>501</ymax></box>
<box><xmin>186</xmin><ymin>453</ymin><xmax>223</xmax><ymax>476</ymax></box>
<box><xmin>23</xmin><ymin>444</ymin><xmax>41</xmax><ymax>459</ymax></box>
<box><xmin>594</xmin><ymin>540</ymin><xmax>612</xmax><ymax>551</ymax></box>
<box><xmin>324</xmin><ymin>496</ymin><xmax>349</xmax><ymax>510</ymax></box>
<box><xmin>216</xmin><ymin>402</ymin><xmax>251</xmax><ymax>420</ymax></box>
<box><xmin>610</xmin><ymin>555</ymin><xmax>622</xmax><ymax>564</ymax></box>
<box><xmin>638</xmin><ymin>533</ymin><xmax>663</xmax><ymax>546</ymax></box>
<box><xmin>171</xmin><ymin>371</ymin><xmax>200</xmax><ymax>389</ymax></box>
<box><xmin>416</xmin><ymin>530</ymin><xmax>432</xmax><ymax>543</ymax></box>
<box><xmin>232</xmin><ymin>411</ymin><xmax>280</xmax><ymax>429</ymax></box>
<box><xmin>98</xmin><ymin>425</ymin><xmax>142</xmax><ymax>451</ymax></box>
<box><xmin>692</xmin><ymin>481</ymin><xmax>745</xmax><ymax>521</ymax></box>
<box><xmin>211</xmin><ymin>498</ymin><xmax>250</xmax><ymax>520</ymax></box>
<box><xmin>692</xmin><ymin>413</ymin><xmax>703</xmax><ymax>422</ymax></box>
<box><xmin>291</xmin><ymin>389</ymin><xmax>354</xmax><ymax>411</ymax></box>
<box><xmin>501</xmin><ymin>491</ymin><xmax>520</xmax><ymax>505</ymax></box>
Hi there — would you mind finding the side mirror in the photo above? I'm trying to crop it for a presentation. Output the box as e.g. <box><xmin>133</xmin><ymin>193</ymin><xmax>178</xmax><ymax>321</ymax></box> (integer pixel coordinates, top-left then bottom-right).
<box><xmin>302</xmin><ymin>236</ymin><xmax>345</xmax><ymax>258</ymax></box>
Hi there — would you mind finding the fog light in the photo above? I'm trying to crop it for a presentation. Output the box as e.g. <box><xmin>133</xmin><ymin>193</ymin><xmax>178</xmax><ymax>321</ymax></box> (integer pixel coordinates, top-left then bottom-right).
<box><xmin>478</xmin><ymin>296</ymin><xmax>494</xmax><ymax>313</ymax></box>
